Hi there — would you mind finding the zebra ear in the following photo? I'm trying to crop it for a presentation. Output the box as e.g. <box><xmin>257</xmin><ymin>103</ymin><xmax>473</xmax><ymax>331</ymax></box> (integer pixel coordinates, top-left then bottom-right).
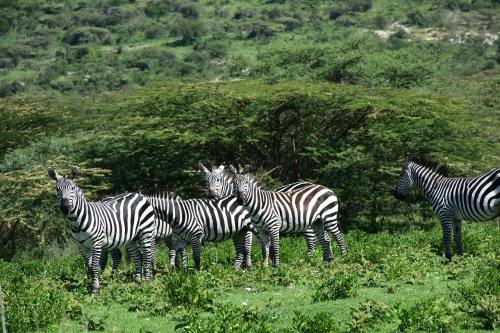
<box><xmin>244</xmin><ymin>165</ymin><xmax>251</xmax><ymax>173</ymax></box>
<box><xmin>237</xmin><ymin>163</ymin><xmax>244</xmax><ymax>173</ymax></box>
<box><xmin>216</xmin><ymin>165</ymin><xmax>224</xmax><ymax>172</ymax></box>
<box><xmin>229</xmin><ymin>165</ymin><xmax>237</xmax><ymax>174</ymax></box>
<box><xmin>47</xmin><ymin>167</ymin><xmax>62</xmax><ymax>181</ymax></box>
<box><xmin>199</xmin><ymin>163</ymin><xmax>210</xmax><ymax>175</ymax></box>
<box><xmin>68</xmin><ymin>167</ymin><xmax>79</xmax><ymax>179</ymax></box>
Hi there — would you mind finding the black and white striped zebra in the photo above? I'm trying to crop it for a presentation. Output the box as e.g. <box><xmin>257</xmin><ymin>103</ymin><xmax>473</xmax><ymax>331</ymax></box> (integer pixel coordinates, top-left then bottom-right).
<box><xmin>47</xmin><ymin>167</ymin><xmax>156</xmax><ymax>294</ymax></box>
<box><xmin>229</xmin><ymin>165</ymin><xmax>347</xmax><ymax>267</ymax></box>
<box><xmin>100</xmin><ymin>194</ymin><xmax>187</xmax><ymax>271</ymax></box>
<box><xmin>146</xmin><ymin>192</ymin><xmax>253</xmax><ymax>270</ymax></box>
<box><xmin>199</xmin><ymin>163</ymin><xmax>327</xmax><ymax>257</ymax></box>
<box><xmin>395</xmin><ymin>154</ymin><xmax>500</xmax><ymax>261</ymax></box>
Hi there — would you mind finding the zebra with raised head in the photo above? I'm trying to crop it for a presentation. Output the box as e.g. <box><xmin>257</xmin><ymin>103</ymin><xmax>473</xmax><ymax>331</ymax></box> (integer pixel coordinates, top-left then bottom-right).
<box><xmin>199</xmin><ymin>163</ymin><xmax>327</xmax><ymax>257</ymax></box>
<box><xmin>229</xmin><ymin>165</ymin><xmax>347</xmax><ymax>267</ymax></box>
<box><xmin>395</xmin><ymin>154</ymin><xmax>500</xmax><ymax>261</ymax></box>
<box><xmin>47</xmin><ymin>167</ymin><xmax>156</xmax><ymax>294</ymax></box>
<box><xmin>146</xmin><ymin>192</ymin><xmax>253</xmax><ymax>270</ymax></box>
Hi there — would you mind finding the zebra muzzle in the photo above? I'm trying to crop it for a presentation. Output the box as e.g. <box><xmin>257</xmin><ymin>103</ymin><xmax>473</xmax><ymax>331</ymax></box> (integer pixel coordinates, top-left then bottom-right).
<box><xmin>60</xmin><ymin>199</ymin><xmax>70</xmax><ymax>215</ymax></box>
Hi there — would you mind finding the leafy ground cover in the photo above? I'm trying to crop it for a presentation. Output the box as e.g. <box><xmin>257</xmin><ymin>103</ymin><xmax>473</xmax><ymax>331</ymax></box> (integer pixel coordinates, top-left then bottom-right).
<box><xmin>1</xmin><ymin>222</ymin><xmax>498</xmax><ymax>332</ymax></box>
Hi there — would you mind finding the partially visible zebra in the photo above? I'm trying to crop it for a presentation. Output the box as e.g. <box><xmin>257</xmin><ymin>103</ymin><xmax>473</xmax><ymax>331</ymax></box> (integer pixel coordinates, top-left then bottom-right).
<box><xmin>395</xmin><ymin>154</ymin><xmax>500</xmax><ymax>261</ymax></box>
<box><xmin>146</xmin><ymin>192</ymin><xmax>253</xmax><ymax>270</ymax></box>
<box><xmin>229</xmin><ymin>165</ymin><xmax>347</xmax><ymax>267</ymax></box>
<box><xmin>100</xmin><ymin>194</ymin><xmax>187</xmax><ymax>271</ymax></box>
<box><xmin>47</xmin><ymin>167</ymin><xmax>156</xmax><ymax>294</ymax></box>
<box><xmin>199</xmin><ymin>163</ymin><xmax>327</xmax><ymax>257</ymax></box>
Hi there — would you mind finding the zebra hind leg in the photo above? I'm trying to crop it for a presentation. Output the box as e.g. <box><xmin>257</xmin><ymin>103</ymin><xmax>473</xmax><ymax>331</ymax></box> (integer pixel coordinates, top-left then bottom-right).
<box><xmin>99</xmin><ymin>249</ymin><xmax>108</xmax><ymax>272</ymax></box>
<box><xmin>324</xmin><ymin>214</ymin><xmax>347</xmax><ymax>255</ymax></box>
<box><xmin>140</xmin><ymin>239</ymin><xmax>154</xmax><ymax>281</ymax></box>
<box><xmin>111</xmin><ymin>248</ymin><xmax>122</xmax><ymax>274</ymax></box>
<box><xmin>191</xmin><ymin>238</ymin><xmax>202</xmax><ymax>271</ymax></box>
<box><xmin>453</xmin><ymin>220</ymin><xmax>463</xmax><ymax>256</ymax></box>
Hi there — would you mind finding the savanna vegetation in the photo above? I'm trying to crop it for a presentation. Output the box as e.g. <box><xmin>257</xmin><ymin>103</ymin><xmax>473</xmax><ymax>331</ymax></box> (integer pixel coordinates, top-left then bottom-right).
<box><xmin>0</xmin><ymin>0</ymin><xmax>499</xmax><ymax>332</ymax></box>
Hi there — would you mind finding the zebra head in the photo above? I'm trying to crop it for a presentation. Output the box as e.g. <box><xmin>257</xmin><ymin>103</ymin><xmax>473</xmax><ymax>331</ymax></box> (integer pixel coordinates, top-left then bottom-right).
<box><xmin>199</xmin><ymin>163</ymin><xmax>232</xmax><ymax>199</ymax></box>
<box><xmin>395</xmin><ymin>154</ymin><xmax>413</xmax><ymax>200</ymax></box>
<box><xmin>229</xmin><ymin>164</ymin><xmax>251</xmax><ymax>205</ymax></box>
<box><xmin>47</xmin><ymin>167</ymin><xmax>79</xmax><ymax>215</ymax></box>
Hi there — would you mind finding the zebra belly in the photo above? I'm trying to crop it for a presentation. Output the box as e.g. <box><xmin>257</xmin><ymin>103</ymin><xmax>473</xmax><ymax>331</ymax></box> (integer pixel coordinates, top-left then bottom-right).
<box><xmin>71</xmin><ymin>231</ymin><xmax>99</xmax><ymax>248</ymax></box>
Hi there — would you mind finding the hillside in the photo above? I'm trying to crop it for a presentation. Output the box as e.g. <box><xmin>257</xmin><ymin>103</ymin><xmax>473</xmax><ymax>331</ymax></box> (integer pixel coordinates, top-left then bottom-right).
<box><xmin>0</xmin><ymin>0</ymin><xmax>499</xmax><ymax>96</ymax></box>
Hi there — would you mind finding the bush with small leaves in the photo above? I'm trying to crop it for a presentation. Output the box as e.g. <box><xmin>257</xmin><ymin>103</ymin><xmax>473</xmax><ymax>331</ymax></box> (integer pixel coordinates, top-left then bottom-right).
<box><xmin>313</xmin><ymin>271</ymin><xmax>358</xmax><ymax>302</ymax></box>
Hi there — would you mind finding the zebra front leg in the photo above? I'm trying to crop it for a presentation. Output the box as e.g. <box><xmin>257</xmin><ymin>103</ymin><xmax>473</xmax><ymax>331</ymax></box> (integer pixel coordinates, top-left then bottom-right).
<box><xmin>126</xmin><ymin>242</ymin><xmax>142</xmax><ymax>285</ymax></box>
<box><xmin>440</xmin><ymin>218</ymin><xmax>454</xmax><ymax>262</ymax></box>
<box><xmin>269</xmin><ymin>226</ymin><xmax>280</xmax><ymax>268</ymax></box>
<box><xmin>453</xmin><ymin>220</ymin><xmax>463</xmax><ymax>256</ymax></box>
<box><xmin>243</xmin><ymin>230</ymin><xmax>253</xmax><ymax>269</ymax></box>
<box><xmin>258</xmin><ymin>232</ymin><xmax>271</xmax><ymax>266</ymax></box>
<box><xmin>191</xmin><ymin>238</ymin><xmax>202</xmax><ymax>271</ymax></box>
<box><xmin>304</xmin><ymin>228</ymin><xmax>316</xmax><ymax>256</ymax></box>
<box><xmin>232</xmin><ymin>233</ymin><xmax>245</xmax><ymax>269</ymax></box>
<box><xmin>90</xmin><ymin>246</ymin><xmax>103</xmax><ymax>294</ymax></box>
<box><xmin>78</xmin><ymin>246</ymin><xmax>93</xmax><ymax>277</ymax></box>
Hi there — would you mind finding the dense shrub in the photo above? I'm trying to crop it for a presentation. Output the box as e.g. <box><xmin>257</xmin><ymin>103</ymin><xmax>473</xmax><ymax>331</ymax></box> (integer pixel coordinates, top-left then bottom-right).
<box><xmin>312</xmin><ymin>271</ymin><xmax>358</xmax><ymax>302</ymax></box>
<box><xmin>169</xmin><ymin>17</ymin><xmax>205</xmax><ymax>45</ymax></box>
<box><xmin>62</xmin><ymin>27</ymin><xmax>113</xmax><ymax>45</ymax></box>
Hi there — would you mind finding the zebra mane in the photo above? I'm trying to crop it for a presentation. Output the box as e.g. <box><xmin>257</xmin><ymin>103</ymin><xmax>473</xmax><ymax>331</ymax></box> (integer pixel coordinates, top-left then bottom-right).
<box><xmin>408</xmin><ymin>154</ymin><xmax>449</xmax><ymax>176</ymax></box>
<box><xmin>148</xmin><ymin>191</ymin><xmax>182</xmax><ymax>200</ymax></box>
<box><xmin>247</xmin><ymin>173</ymin><xmax>267</xmax><ymax>189</ymax></box>
<box><xmin>99</xmin><ymin>192</ymin><xmax>130</xmax><ymax>202</ymax></box>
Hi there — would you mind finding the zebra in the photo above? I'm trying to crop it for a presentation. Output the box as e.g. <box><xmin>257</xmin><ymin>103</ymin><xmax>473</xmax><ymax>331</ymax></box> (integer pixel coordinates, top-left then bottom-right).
<box><xmin>229</xmin><ymin>165</ymin><xmax>347</xmax><ymax>267</ymax></box>
<box><xmin>47</xmin><ymin>167</ymin><xmax>156</xmax><ymax>294</ymax></box>
<box><xmin>199</xmin><ymin>163</ymin><xmax>328</xmax><ymax>257</ymax></box>
<box><xmin>394</xmin><ymin>154</ymin><xmax>500</xmax><ymax>261</ymax></box>
<box><xmin>100</xmin><ymin>194</ymin><xmax>187</xmax><ymax>271</ymax></box>
<box><xmin>146</xmin><ymin>192</ymin><xmax>253</xmax><ymax>270</ymax></box>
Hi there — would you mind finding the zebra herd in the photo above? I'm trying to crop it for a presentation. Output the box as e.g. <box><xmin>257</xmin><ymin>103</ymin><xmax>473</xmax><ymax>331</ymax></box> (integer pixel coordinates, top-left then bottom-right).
<box><xmin>47</xmin><ymin>154</ymin><xmax>499</xmax><ymax>294</ymax></box>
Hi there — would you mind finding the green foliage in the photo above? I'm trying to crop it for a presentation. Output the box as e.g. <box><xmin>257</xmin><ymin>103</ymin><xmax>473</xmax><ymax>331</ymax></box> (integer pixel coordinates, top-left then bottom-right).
<box><xmin>289</xmin><ymin>311</ymin><xmax>340</xmax><ymax>333</ymax></box>
<box><xmin>0</xmin><ymin>261</ymin><xmax>69</xmax><ymax>333</ymax></box>
<box><xmin>176</xmin><ymin>303</ymin><xmax>274</xmax><ymax>333</ymax></box>
<box><xmin>347</xmin><ymin>299</ymin><xmax>390</xmax><ymax>332</ymax></box>
<box><xmin>395</xmin><ymin>297</ymin><xmax>462</xmax><ymax>332</ymax></box>
<box><xmin>163</xmin><ymin>272</ymin><xmax>213</xmax><ymax>309</ymax></box>
<box><xmin>312</xmin><ymin>271</ymin><xmax>358</xmax><ymax>302</ymax></box>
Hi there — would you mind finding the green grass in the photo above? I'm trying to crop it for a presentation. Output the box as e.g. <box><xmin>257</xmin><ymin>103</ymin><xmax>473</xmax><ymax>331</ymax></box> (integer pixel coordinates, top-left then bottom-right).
<box><xmin>1</xmin><ymin>222</ymin><xmax>497</xmax><ymax>333</ymax></box>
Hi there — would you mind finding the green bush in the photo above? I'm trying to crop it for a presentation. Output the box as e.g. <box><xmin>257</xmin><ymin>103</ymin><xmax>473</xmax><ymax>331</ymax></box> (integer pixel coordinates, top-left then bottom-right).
<box><xmin>312</xmin><ymin>271</ymin><xmax>358</xmax><ymax>302</ymax></box>
<box><xmin>169</xmin><ymin>17</ymin><xmax>205</xmax><ymax>45</ymax></box>
<box><xmin>2</xmin><ymin>275</ymin><xmax>68</xmax><ymax>333</ymax></box>
<box><xmin>175</xmin><ymin>303</ymin><xmax>274</xmax><ymax>333</ymax></box>
<box><xmin>162</xmin><ymin>272</ymin><xmax>213</xmax><ymax>309</ymax></box>
<box><xmin>396</xmin><ymin>297</ymin><xmax>462</xmax><ymax>332</ymax></box>
<box><xmin>347</xmin><ymin>299</ymin><xmax>389</xmax><ymax>331</ymax></box>
<box><xmin>62</xmin><ymin>27</ymin><xmax>113</xmax><ymax>45</ymax></box>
